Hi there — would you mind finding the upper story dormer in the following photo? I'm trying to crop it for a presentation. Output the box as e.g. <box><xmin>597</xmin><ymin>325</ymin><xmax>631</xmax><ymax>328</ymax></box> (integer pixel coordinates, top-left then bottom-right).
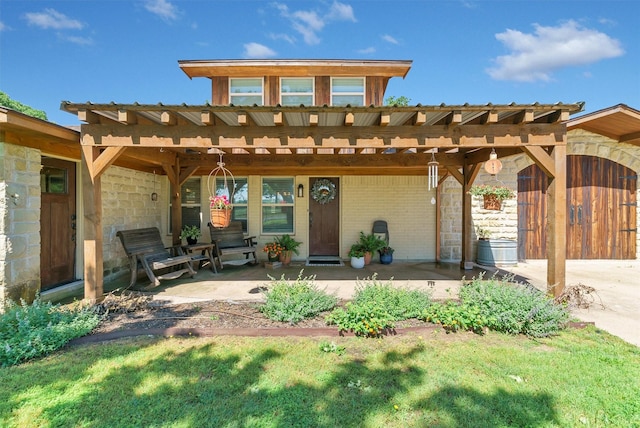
<box><xmin>178</xmin><ymin>59</ymin><xmax>412</xmax><ymax>107</ymax></box>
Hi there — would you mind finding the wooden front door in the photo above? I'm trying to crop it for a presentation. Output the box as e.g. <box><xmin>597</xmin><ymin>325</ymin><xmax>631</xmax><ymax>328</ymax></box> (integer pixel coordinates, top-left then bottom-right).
<box><xmin>308</xmin><ymin>177</ymin><xmax>340</xmax><ymax>256</ymax></box>
<box><xmin>40</xmin><ymin>158</ymin><xmax>77</xmax><ymax>290</ymax></box>
<box><xmin>518</xmin><ymin>155</ymin><xmax>637</xmax><ymax>260</ymax></box>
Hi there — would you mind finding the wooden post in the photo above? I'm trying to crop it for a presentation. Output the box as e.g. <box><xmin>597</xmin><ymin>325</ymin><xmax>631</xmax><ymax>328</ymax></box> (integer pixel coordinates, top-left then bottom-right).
<box><xmin>547</xmin><ymin>145</ymin><xmax>567</xmax><ymax>296</ymax></box>
<box><xmin>81</xmin><ymin>146</ymin><xmax>103</xmax><ymax>302</ymax></box>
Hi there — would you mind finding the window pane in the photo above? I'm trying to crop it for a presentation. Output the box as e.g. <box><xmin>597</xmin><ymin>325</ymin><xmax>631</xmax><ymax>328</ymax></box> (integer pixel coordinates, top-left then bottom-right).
<box><xmin>40</xmin><ymin>166</ymin><xmax>67</xmax><ymax>194</ymax></box>
<box><xmin>332</xmin><ymin>78</ymin><xmax>364</xmax><ymax>93</ymax></box>
<box><xmin>182</xmin><ymin>206</ymin><xmax>201</xmax><ymax>228</ymax></box>
<box><xmin>230</xmin><ymin>78</ymin><xmax>262</xmax><ymax>93</ymax></box>
<box><xmin>230</xmin><ymin>95</ymin><xmax>262</xmax><ymax>105</ymax></box>
<box><xmin>181</xmin><ymin>178</ymin><xmax>200</xmax><ymax>204</ymax></box>
<box><xmin>281</xmin><ymin>78</ymin><xmax>313</xmax><ymax>93</ymax></box>
<box><xmin>216</xmin><ymin>178</ymin><xmax>248</xmax><ymax>204</ymax></box>
<box><xmin>262</xmin><ymin>178</ymin><xmax>294</xmax><ymax>204</ymax></box>
<box><xmin>281</xmin><ymin>95</ymin><xmax>313</xmax><ymax>106</ymax></box>
<box><xmin>332</xmin><ymin>95</ymin><xmax>364</xmax><ymax>106</ymax></box>
<box><xmin>262</xmin><ymin>206</ymin><xmax>293</xmax><ymax>233</ymax></box>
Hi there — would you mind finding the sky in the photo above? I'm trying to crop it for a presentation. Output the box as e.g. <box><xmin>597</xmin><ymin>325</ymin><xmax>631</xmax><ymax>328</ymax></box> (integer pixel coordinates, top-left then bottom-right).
<box><xmin>1</xmin><ymin>0</ymin><xmax>638</xmax><ymax>126</ymax></box>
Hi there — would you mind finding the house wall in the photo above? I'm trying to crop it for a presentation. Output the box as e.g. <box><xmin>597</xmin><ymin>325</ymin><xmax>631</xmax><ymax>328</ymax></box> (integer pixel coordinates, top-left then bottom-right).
<box><xmin>0</xmin><ymin>143</ymin><xmax>42</xmax><ymax>307</ymax></box>
<box><xmin>100</xmin><ymin>166</ymin><xmax>165</xmax><ymax>282</ymax></box>
<box><xmin>438</xmin><ymin>129</ymin><xmax>640</xmax><ymax>262</ymax></box>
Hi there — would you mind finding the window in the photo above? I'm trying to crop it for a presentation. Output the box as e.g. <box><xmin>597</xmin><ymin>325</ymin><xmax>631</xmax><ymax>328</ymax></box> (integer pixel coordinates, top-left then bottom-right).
<box><xmin>280</xmin><ymin>78</ymin><xmax>314</xmax><ymax>106</ymax></box>
<box><xmin>215</xmin><ymin>177</ymin><xmax>248</xmax><ymax>232</ymax></box>
<box><xmin>262</xmin><ymin>178</ymin><xmax>294</xmax><ymax>234</ymax></box>
<box><xmin>230</xmin><ymin>78</ymin><xmax>263</xmax><ymax>105</ymax></box>
<box><xmin>41</xmin><ymin>166</ymin><xmax>67</xmax><ymax>194</ymax></box>
<box><xmin>331</xmin><ymin>77</ymin><xmax>365</xmax><ymax>106</ymax></box>
<box><xmin>170</xmin><ymin>178</ymin><xmax>201</xmax><ymax>232</ymax></box>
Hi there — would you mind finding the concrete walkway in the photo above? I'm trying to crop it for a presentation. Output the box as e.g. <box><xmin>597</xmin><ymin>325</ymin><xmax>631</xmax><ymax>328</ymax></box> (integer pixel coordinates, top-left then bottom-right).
<box><xmin>102</xmin><ymin>259</ymin><xmax>639</xmax><ymax>347</ymax></box>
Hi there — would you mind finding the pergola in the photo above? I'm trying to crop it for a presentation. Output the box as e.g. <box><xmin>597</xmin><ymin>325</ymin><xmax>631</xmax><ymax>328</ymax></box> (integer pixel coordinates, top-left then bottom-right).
<box><xmin>61</xmin><ymin>101</ymin><xmax>584</xmax><ymax>301</ymax></box>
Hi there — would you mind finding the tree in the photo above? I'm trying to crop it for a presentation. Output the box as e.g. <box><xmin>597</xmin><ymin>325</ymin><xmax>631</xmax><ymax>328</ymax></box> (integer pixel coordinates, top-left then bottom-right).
<box><xmin>0</xmin><ymin>91</ymin><xmax>48</xmax><ymax>120</ymax></box>
<box><xmin>384</xmin><ymin>95</ymin><xmax>411</xmax><ymax>106</ymax></box>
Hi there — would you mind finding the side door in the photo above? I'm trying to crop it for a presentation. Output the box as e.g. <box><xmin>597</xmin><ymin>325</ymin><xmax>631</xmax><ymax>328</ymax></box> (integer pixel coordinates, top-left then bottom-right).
<box><xmin>40</xmin><ymin>157</ymin><xmax>77</xmax><ymax>289</ymax></box>
<box><xmin>308</xmin><ymin>177</ymin><xmax>340</xmax><ymax>256</ymax></box>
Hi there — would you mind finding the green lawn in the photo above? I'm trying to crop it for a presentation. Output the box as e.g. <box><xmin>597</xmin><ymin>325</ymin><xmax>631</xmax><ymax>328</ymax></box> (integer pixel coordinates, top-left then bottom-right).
<box><xmin>1</xmin><ymin>327</ymin><xmax>638</xmax><ymax>427</ymax></box>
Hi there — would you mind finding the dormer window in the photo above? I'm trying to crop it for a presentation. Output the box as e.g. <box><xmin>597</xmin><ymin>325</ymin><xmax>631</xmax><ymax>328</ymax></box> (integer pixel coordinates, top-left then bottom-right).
<box><xmin>331</xmin><ymin>77</ymin><xmax>365</xmax><ymax>106</ymax></box>
<box><xmin>230</xmin><ymin>78</ymin><xmax>263</xmax><ymax>105</ymax></box>
<box><xmin>280</xmin><ymin>78</ymin><xmax>314</xmax><ymax>106</ymax></box>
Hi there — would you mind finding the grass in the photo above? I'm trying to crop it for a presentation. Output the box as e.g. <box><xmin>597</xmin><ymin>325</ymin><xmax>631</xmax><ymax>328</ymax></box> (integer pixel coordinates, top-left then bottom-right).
<box><xmin>1</xmin><ymin>328</ymin><xmax>639</xmax><ymax>427</ymax></box>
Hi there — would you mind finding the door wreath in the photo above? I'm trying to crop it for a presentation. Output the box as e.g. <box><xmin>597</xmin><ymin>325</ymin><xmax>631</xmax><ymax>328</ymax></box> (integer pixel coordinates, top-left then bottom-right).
<box><xmin>311</xmin><ymin>179</ymin><xmax>337</xmax><ymax>204</ymax></box>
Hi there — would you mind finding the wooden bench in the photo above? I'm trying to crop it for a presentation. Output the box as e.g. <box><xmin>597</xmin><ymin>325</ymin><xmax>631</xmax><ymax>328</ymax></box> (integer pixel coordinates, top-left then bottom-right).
<box><xmin>116</xmin><ymin>227</ymin><xmax>196</xmax><ymax>288</ymax></box>
<box><xmin>208</xmin><ymin>221</ymin><xmax>258</xmax><ymax>269</ymax></box>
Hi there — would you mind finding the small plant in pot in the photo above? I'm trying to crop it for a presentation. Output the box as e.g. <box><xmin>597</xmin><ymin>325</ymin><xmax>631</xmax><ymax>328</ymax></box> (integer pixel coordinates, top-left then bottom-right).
<box><xmin>358</xmin><ymin>232</ymin><xmax>386</xmax><ymax>265</ymax></box>
<box><xmin>274</xmin><ymin>234</ymin><xmax>302</xmax><ymax>265</ymax></box>
<box><xmin>348</xmin><ymin>244</ymin><xmax>366</xmax><ymax>269</ymax></box>
<box><xmin>378</xmin><ymin>246</ymin><xmax>394</xmax><ymax>264</ymax></box>
<box><xmin>468</xmin><ymin>184</ymin><xmax>515</xmax><ymax>210</ymax></box>
<box><xmin>180</xmin><ymin>225</ymin><xmax>201</xmax><ymax>245</ymax></box>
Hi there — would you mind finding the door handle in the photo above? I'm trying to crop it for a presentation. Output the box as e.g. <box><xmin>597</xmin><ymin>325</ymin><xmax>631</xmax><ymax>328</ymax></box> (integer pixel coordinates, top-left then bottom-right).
<box><xmin>577</xmin><ymin>206</ymin><xmax>582</xmax><ymax>224</ymax></box>
<box><xmin>569</xmin><ymin>205</ymin><xmax>574</xmax><ymax>225</ymax></box>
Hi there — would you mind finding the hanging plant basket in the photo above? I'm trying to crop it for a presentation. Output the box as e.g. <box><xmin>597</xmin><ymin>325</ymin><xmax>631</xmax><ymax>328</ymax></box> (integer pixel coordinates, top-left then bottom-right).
<box><xmin>483</xmin><ymin>194</ymin><xmax>502</xmax><ymax>210</ymax></box>
<box><xmin>207</xmin><ymin>152</ymin><xmax>235</xmax><ymax>228</ymax></box>
<box><xmin>210</xmin><ymin>207</ymin><xmax>232</xmax><ymax>228</ymax></box>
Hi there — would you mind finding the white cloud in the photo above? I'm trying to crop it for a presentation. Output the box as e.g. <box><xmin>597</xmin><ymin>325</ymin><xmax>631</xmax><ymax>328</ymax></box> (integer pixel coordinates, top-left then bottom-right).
<box><xmin>144</xmin><ymin>0</ymin><xmax>179</xmax><ymax>21</ymax></box>
<box><xmin>357</xmin><ymin>47</ymin><xmax>376</xmax><ymax>54</ymax></box>
<box><xmin>243</xmin><ymin>42</ymin><xmax>277</xmax><ymax>59</ymax></box>
<box><xmin>269</xmin><ymin>33</ymin><xmax>296</xmax><ymax>44</ymax></box>
<box><xmin>487</xmin><ymin>20</ymin><xmax>624</xmax><ymax>82</ymax></box>
<box><xmin>381</xmin><ymin>34</ymin><xmax>399</xmax><ymax>45</ymax></box>
<box><xmin>24</xmin><ymin>9</ymin><xmax>84</xmax><ymax>30</ymax></box>
<box><xmin>0</xmin><ymin>21</ymin><xmax>7</xmax><ymax>31</ymax></box>
<box><xmin>327</xmin><ymin>1</ymin><xmax>356</xmax><ymax>22</ymax></box>
<box><xmin>273</xmin><ymin>1</ymin><xmax>356</xmax><ymax>46</ymax></box>
<box><xmin>62</xmin><ymin>35</ymin><xmax>94</xmax><ymax>46</ymax></box>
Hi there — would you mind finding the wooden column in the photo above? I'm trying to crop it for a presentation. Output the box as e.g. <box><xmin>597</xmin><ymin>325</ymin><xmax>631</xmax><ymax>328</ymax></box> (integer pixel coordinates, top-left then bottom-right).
<box><xmin>460</xmin><ymin>160</ymin><xmax>481</xmax><ymax>269</ymax></box>
<box><xmin>81</xmin><ymin>146</ymin><xmax>104</xmax><ymax>302</ymax></box>
<box><xmin>546</xmin><ymin>145</ymin><xmax>567</xmax><ymax>296</ymax></box>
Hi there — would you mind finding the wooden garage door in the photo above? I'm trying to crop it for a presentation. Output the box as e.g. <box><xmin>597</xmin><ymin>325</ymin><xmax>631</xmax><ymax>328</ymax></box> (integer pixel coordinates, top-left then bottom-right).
<box><xmin>518</xmin><ymin>155</ymin><xmax>637</xmax><ymax>260</ymax></box>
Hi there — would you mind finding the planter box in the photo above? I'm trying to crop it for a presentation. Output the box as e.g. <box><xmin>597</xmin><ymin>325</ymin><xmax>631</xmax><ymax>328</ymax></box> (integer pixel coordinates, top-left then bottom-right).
<box><xmin>477</xmin><ymin>239</ymin><xmax>517</xmax><ymax>267</ymax></box>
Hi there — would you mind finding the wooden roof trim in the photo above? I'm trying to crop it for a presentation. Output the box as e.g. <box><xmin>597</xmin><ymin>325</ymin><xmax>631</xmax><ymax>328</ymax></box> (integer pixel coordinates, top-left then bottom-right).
<box><xmin>567</xmin><ymin>103</ymin><xmax>640</xmax><ymax>129</ymax></box>
<box><xmin>178</xmin><ymin>59</ymin><xmax>413</xmax><ymax>79</ymax></box>
<box><xmin>0</xmin><ymin>107</ymin><xmax>78</xmax><ymax>142</ymax></box>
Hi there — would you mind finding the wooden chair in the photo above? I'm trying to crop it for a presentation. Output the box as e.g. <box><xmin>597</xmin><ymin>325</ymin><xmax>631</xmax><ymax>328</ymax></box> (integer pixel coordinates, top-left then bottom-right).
<box><xmin>208</xmin><ymin>221</ymin><xmax>258</xmax><ymax>269</ymax></box>
<box><xmin>116</xmin><ymin>227</ymin><xmax>196</xmax><ymax>288</ymax></box>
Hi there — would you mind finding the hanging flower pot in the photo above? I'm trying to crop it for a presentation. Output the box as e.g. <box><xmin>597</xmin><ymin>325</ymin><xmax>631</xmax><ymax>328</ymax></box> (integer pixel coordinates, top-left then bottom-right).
<box><xmin>210</xmin><ymin>206</ymin><xmax>232</xmax><ymax>228</ymax></box>
<box><xmin>483</xmin><ymin>194</ymin><xmax>502</xmax><ymax>210</ymax></box>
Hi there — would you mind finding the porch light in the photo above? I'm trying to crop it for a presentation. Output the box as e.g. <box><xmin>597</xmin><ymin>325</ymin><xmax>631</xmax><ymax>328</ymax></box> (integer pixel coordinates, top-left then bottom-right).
<box><xmin>427</xmin><ymin>151</ymin><xmax>439</xmax><ymax>191</ymax></box>
<box><xmin>297</xmin><ymin>183</ymin><xmax>304</xmax><ymax>198</ymax></box>
<box><xmin>151</xmin><ymin>170</ymin><xmax>158</xmax><ymax>202</ymax></box>
<box><xmin>484</xmin><ymin>148</ymin><xmax>503</xmax><ymax>175</ymax></box>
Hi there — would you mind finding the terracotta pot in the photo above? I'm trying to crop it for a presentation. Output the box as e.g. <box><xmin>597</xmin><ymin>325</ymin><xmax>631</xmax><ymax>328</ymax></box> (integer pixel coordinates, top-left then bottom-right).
<box><xmin>210</xmin><ymin>208</ymin><xmax>232</xmax><ymax>228</ymax></box>
<box><xmin>279</xmin><ymin>250</ymin><xmax>292</xmax><ymax>266</ymax></box>
<box><xmin>483</xmin><ymin>194</ymin><xmax>502</xmax><ymax>210</ymax></box>
<box><xmin>364</xmin><ymin>251</ymin><xmax>372</xmax><ymax>265</ymax></box>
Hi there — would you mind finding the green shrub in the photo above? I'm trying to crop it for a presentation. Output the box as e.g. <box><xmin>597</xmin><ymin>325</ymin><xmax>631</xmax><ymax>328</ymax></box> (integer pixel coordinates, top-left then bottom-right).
<box><xmin>260</xmin><ymin>271</ymin><xmax>338</xmax><ymax>324</ymax></box>
<box><xmin>422</xmin><ymin>274</ymin><xmax>569</xmax><ymax>338</ymax></box>
<box><xmin>326</xmin><ymin>276</ymin><xmax>431</xmax><ymax>337</ymax></box>
<box><xmin>459</xmin><ymin>275</ymin><xmax>569</xmax><ymax>337</ymax></box>
<box><xmin>0</xmin><ymin>297</ymin><xmax>102</xmax><ymax>367</ymax></box>
<box><xmin>325</xmin><ymin>301</ymin><xmax>395</xmax><ymax>337</ymax></box>
<box><xmin>352</xmin><ymin>275</ymin><xmax>432</xmax><ymax>320</ymax></box>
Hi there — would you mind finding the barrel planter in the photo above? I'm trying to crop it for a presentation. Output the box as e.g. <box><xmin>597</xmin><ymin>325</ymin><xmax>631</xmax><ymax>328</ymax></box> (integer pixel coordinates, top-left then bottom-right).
<box><xmin>476</xmin><ymin>239</ymin><xmax>518</xmax><ymax>267</ymax></box>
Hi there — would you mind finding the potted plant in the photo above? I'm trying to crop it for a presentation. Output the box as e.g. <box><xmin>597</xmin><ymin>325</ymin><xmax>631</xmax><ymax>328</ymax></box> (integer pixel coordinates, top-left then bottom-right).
<box><xmin>358</xmin><ymin>232</ymin><xmax>386</xmax><ymax>265</ymax></box>
<box><xmin>348</xmin><ymin>244</ymin><xmax>366</xmax><ymax>269</ymax></box>
<box><xmin>180</xmin><ymin>225</ymin><xmax>201</xmax><ymax>245</ymax></box>
<box><xmin>474</xmin><ymin>225</ymin><xmax>517</xmax><ymax>267</ymax></box>
<box><xmin>378</xmin><ymin>246</ymin><xmax>394</xmax><ymax>264</ymax></box>
<box><xmin>468</xmin><ymin>184</ymin><xmax>515</xmax><ymax>210</ymax></box>
<box><xmin>262</xmin><ymin>242</ymin><xmax>284</xmax><ymax>262</ymax></box>
<box><xmin>274</xmin><ymin>234</ymin><xmax>302</xmax><ymax>266</ymax></box>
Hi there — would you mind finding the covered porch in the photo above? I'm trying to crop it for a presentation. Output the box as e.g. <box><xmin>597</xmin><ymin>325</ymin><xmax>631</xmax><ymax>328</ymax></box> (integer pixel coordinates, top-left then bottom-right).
<box><xmin>60</xmin><ymin>102</ymin><xmax>584</xmax><ymax>302</ymax></box>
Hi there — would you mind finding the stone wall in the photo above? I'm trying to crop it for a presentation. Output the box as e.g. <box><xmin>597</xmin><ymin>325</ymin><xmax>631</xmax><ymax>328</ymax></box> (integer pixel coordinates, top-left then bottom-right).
<box><xmin>99</xmin><ymin>166</ymin><xmax>165</xmax><ymax>281</ymax></box>
<box><xmin>0</xmin><ymin>143</ymin><xmax>42</xmax><ymax>307</ymax></box>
